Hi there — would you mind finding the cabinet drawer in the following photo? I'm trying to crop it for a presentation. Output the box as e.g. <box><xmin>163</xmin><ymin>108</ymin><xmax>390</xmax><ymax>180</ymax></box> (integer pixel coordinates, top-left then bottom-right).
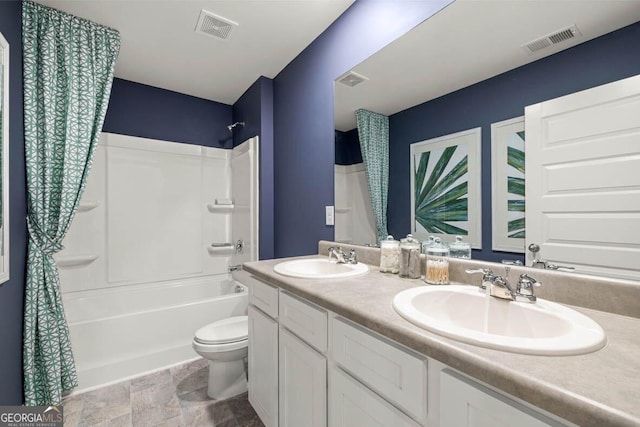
<box><xmin>246</xmin><ymin>274</ymin><xmax>278</xmax><ymax>318</ymax></box>
<box><xmin>440</xmin><ymin>370</ymin><xmax>563</xmax><ymax>427</ymax></box>
<box><xmin>279</xmin><ymin>291</ymin><xmax>328</xmax><ymax>352</ymax></box>
<box><xmin>331</xmin><ymin>317</ymin><xmax>427</xmax><ymax>424</ymax></box>
<box><xmin>329</xmin><ymin>367</ymin><xmax>421</xmax><ymax>427</ymax></box>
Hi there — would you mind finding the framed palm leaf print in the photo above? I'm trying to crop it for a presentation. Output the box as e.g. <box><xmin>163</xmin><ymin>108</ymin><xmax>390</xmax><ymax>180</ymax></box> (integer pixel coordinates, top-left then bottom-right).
<box><xmin>491</xmin><ymin>116</ymin><xmax>525</xmax><ymax>253</ymax></box>
<box><xmin>410</xmin><ymin>128</ymin><xmax>482</xmax><ymax>249</ymax></box>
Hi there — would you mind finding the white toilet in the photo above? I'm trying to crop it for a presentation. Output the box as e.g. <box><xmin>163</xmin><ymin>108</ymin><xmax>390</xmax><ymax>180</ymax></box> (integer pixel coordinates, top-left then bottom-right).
<box><xmin>192</xmin><ymin>315</ymin><xmax>248</xmax><ymax>400</ymax></box>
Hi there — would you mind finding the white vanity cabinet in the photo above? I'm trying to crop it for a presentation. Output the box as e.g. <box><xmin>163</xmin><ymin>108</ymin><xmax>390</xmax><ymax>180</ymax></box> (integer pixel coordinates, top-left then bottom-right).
<box><xmin>329</xmin><ymin>317</ymin><xmax>428</xmax><ymax>425</ymax></box>
<box><xmin>245</xmin><ymin>273</ymin><xmax>571</xmax><ymax>427</ymax></box>
<box><xmin>278</xmin><ymin>291</ymin><xmax>328</xmax><ymax>427</ymax></box>
<box><xmin>247</xmin><ymin>277</ymin><xmax>279</xmax><ymax>427</ymax></box>
<box><xmin>440</xmin><ymin>370</ymin><xmax>566</xmax><ymax>427</ymax></box>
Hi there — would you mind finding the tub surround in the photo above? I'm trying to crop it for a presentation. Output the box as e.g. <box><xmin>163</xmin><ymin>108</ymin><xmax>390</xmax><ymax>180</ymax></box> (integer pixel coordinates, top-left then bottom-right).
<box><xmin>243</xmin><ymin>244</ymin><xmax>640</xmax><ymax>427</ymax></box>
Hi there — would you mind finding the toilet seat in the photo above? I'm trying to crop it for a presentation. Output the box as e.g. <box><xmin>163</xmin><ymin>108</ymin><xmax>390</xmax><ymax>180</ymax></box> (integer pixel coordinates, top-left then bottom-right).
<box><xmin>194</xmin><ymin>315</ymin><xmax>248</xmax><ymax>345</ymax></box>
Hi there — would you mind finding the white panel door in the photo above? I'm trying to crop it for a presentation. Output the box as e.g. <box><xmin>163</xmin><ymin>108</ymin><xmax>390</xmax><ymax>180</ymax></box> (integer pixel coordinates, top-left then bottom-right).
<box><xmin>279</xmin><ymin>327</ymin><xmax>327</xmax><ymax>427</ymax></box>
<box><xmin>248</xmin><ymin>305</ymin><xmax>279</xmax><ymax>427</ymax></box>
<box><xmin>525</xmin><ymin>74</ymin><xmax>640</xmax><ymax>280</ymax></box>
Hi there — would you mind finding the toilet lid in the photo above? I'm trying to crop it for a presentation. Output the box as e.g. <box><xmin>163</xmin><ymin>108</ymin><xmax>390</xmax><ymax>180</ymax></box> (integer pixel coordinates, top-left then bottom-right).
<box><xmin>194</xmin><ymin>315</ymin><xmax>248</xmax><ymax>345</ymax></box>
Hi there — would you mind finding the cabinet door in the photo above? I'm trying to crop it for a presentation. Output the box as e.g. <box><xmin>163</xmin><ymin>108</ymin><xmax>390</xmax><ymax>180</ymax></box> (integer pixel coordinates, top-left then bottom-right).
<box><xmin>329</xmin><ymin>367</ymin><xmax>421</xmax><ymax>427</ymax></box>
<box><xmin>440</xmin><ymin>370</ymin><xmax>565</xmax><ymax>427</ymax></box>
<box><xmin>248</xmin><ymin>305</ymin><xmax>278</xmax><ymax>427</ymax></box>
<box><xmin>279</xmin><ymin>327</ymin><xmax>327</xmax><ymax>427</ymax></box>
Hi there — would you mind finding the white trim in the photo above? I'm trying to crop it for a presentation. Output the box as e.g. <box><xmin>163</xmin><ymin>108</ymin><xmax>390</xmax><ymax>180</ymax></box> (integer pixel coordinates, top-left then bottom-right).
<box><xmin>0</xmin><ymin>32</ymin><xmax>10</xmax><ymax>284</ymax></box>
<box><xmin>491</xmin><ymin>116</ymin><xmax>525</xmax><ymax>253</ymax></box>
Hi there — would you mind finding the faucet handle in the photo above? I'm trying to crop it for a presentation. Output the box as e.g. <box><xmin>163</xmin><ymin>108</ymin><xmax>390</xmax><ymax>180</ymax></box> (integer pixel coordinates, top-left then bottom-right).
<box><xmin>465</xmin><ymin>268</ymin><xmax>493</xmax><ymax>275</ymax></box>
<box><xmin>516</xmin><ymin>274</ymin><xmax>541</xmax><ymax>302</ymax></box>
<box><xmin>347</xmin><ymin>249</ymin><xmax>358</xmax><ymax>264</ymax></box>
<box><xmin>546</xmin><ymin>262</ymin><xmax>575</xmax><ymax>272</ymax></box>
<box><xmin>465</xmin><ymin>268</ymin><xmax>495</xmax><ymax>290</ymax></box>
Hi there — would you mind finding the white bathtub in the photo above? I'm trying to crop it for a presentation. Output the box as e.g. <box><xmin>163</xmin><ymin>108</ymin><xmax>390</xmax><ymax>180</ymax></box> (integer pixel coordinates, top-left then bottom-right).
<box><xmin>63</xmin><ymin>274</ymin><xmax>248</xmax><ymax>392</ymax></box>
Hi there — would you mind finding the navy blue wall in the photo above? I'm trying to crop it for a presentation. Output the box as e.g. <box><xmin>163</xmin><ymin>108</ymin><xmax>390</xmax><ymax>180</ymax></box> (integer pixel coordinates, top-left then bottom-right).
<box><xmin>103</xmin><ymin>78</ymin><xmax>233</xmax><ymax>148</ymax></box>
<box><xmin>0</xmin><ymin>0</ymin><xmax>27</xmax><ymax>405</ymax></box>
<box><xmin>388</xmin><ymin>22</ymin><xmax>640</xmax><ymax>263</ymax></box>
<box><xmin>233</xmin><ymin>77</ymin><xmax>275</xmax><ymax>259</ymax></box>
<box><xmin>273</xmin><ymin>0</ymin><xmax>452</xmax><ymax>257</ymax></box>
<box><xmin>335</xmin><ymin>128</ymin><xmax>361</xmax><ymax>165</ymax></box>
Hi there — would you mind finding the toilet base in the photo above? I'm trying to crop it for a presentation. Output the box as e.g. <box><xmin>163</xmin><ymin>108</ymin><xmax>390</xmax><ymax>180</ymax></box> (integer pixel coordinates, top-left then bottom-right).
<box><xmin>207</xmin><ymin>358</ymin><xmax>248</xmax><ymax>400</ymax></box>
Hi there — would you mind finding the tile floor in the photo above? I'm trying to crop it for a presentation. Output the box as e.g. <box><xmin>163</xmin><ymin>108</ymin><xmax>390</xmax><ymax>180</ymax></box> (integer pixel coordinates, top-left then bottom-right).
<box><xmin>63</xmin><ymin>358</ymin><xmax>264</xmax><ymax>427</ymax></box>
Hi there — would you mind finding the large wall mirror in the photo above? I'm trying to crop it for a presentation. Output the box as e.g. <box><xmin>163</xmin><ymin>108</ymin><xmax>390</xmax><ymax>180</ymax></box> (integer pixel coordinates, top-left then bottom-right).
<box><xmin>0</xmin><ymin>32</ymin><xmax>9</xmax><ymax>284</ymax></box>
<box><xmin>334</xmin><ymin>1</ymin><xmax>640</xmax><ymax>281</ymax></box>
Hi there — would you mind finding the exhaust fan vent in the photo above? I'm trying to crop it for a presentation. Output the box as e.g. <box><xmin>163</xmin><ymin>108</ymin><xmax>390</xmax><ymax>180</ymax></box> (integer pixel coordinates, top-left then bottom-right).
<box><xmin>522</xmin><ymin>25</ymin><xmax>582</xmax><ymax>54</ymax></box>
<box><xmin>337</xmin><ymin>71</ymin><xmax>368</xmax><ymax>88</ymax></box>
<box><xmin>195</xmin><ymin>10</ymin><xmax>238</xmax><ymax>40</ymax></box>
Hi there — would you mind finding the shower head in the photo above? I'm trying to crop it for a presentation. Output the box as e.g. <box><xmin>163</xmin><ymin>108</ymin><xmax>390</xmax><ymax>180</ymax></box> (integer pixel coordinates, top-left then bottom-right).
<box><xmin>227</xmin><ymin>121</ymin><xmax>245</xmax><ymax>132</ymax></box>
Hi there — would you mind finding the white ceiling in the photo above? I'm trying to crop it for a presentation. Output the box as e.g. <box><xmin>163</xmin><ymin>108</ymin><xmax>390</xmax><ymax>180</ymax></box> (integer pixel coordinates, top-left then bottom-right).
<box><xmin>37</xmin><ymin>0</ymin><xmax>354</xmax><ymax>105</ymax></box>
<box><xmin>335</xmin><ymin>0</ymin><xmax>640</xmax><ymax>131</ymax></box>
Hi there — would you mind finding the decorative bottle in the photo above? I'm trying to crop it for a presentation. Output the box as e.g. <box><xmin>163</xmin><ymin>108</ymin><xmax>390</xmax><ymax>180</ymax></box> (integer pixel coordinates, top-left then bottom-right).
<box><xmin>399</xmin><ymin>234</ymin><xmax>421</xmax><ymax>279</ymax></box>
<box><xmin>449</xmin><ymin>235</ymin><xmax>471</xmax><ymax>259</ymax></box>
<box><xmin>380</xmin><ymin>235</ymin><xmax>400</xmax><ymax>274</ymax></box>
<box><xmin>425</xmin><ymin>238</ymin><xmax>450</xmax><ymax>285</ymax></box>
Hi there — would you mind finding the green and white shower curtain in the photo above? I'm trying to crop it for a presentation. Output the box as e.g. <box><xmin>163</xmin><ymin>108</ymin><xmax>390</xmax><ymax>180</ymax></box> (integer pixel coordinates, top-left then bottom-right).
<box><xmin>22</xmin><ymin>1</ymin><xmax>120</xmax><ymax>405</ymax></box>
<box><xmin>356</xmin><ymin>109</ymin><xmax>389</xmax><ymax>243</ymax></box>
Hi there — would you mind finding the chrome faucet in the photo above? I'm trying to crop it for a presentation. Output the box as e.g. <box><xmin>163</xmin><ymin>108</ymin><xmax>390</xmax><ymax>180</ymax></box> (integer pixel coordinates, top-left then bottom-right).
<box><xmin>328</xmin><ymin>247</ymin><xmax>358</xmax><ymax>264</ymax></box>
<box><xmin>465</xmin><ymin>268</ymin><xmax>541</xmax><ymax>303</ymax></box>
<box><xmin>531</xmin><ymin>259</ymin><xmax>575</xmax><ymax>271</ymax></box>
<box><xmin>528</xmin><ymin>243</ymin><xmax>575</xmax><ymax>271</ymax></box>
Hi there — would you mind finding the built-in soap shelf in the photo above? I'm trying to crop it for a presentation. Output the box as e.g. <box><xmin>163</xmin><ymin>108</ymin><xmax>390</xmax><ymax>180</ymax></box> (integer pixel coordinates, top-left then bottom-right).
<box><xmin>335</xmin><ymin>207</ymin><xmax>351</xmax><ymax>213</ymax></box>
<box><xmin>207</xmin><ymin>243</ymin><xmax>236</xmax><ymax>256</ymax></box>
<box><xmin>77</xmin><ymin>200</ymin><xmax>100</xmax><ymax>212</ymax></box>
<box><xmin>56</xmin><ymin>254</ymin><xmax>99</xmax><ymax>268</ymax></box>
<box><xmin>207</xmin><ymin>204</ymin><xmax>234</xmax><ymax>213</ymax></box>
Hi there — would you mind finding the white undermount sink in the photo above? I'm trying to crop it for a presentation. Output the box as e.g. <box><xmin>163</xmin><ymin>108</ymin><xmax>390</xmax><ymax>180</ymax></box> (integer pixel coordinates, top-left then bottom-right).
<box><xmin>393</xmin><ymin>285</ymin><xmax>606</xmax><ymax>356</ymax></box>
<box><xmin>273</xmin><ymin>258</ymin><xmax>368</xmax><ymax>279</ymax></box>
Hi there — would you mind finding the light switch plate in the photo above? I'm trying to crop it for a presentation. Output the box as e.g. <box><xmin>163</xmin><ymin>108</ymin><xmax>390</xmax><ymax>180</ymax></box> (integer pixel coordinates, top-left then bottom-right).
<box><xmin>325</xmin><ymin>206</ymin><xmax>334</xmax><ymax>226</ymax></box>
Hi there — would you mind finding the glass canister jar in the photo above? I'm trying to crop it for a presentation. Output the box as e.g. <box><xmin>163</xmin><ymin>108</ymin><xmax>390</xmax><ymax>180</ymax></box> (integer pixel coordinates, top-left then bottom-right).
<box><xmin>399</xmin><ymin>234</ymin><xmax>421</xmax><ymax>279</ymax></box>
<box><xmin>421</xmin><ymin>235</ymin><xmax>435</xmax><ymax>254</ymax></box>
<box><xmin>449</xmin><ymin>235</ymin><xmax>471</xmax><ymax>259</ymax></box>
<box><xmin>379</xmin><ymin>235</ymin><xmax>400</xmax><ymax>274</ymax></box>
<box><xmin>425</xmin><ymin>237</ymin><xmax>450</xmax><ymax>285</ymax></box>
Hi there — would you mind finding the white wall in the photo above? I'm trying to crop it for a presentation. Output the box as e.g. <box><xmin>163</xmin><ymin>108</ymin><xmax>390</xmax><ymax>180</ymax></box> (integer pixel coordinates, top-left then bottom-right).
<box><xmin>334</xmin><ymin>164</ymin><xmax>377</xmax><ymax>246</ymax></box>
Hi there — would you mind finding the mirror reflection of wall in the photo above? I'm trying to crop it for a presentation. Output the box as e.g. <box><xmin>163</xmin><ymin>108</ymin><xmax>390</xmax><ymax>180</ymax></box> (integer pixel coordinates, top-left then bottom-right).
<box><xmin>334</xmin><ymin>1</ymin><xmax>640</xmax><ymax>276</ymax></box>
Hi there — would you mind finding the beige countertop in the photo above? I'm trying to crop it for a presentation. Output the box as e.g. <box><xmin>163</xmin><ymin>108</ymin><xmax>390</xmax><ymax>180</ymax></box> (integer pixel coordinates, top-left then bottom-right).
<box><xmin>244</xmin><ymin>255</ymin><xmax>640</xmax><ymax>427</ymax></box>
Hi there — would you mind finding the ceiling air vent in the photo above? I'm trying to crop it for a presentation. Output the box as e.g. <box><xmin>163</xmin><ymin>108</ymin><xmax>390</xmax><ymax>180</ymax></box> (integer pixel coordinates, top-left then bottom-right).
<box><xmin>522</xmin><ymin>25</ymin><xmax>582</xmax><ymax>54</ymax></box>
<box><xmin>195</xmin><ymin>10</ymin><xmax>238</xmax><ymax>40</ymax></box>
<box><xmin>337</xmin><ymin>71</ymin><xmax>369</xmax><ymax>88</ymax></box>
